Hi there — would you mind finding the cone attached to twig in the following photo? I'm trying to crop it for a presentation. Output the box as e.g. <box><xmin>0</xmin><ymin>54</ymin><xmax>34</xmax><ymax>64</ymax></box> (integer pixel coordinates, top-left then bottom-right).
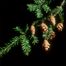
<box><xmin>49</xmin><ymin>15</ymin><xmax>56</xmax><ymax>26</ymax></box>
<box><xmin>50</xmin><ymin>31</ymin><xmax>56</xmax><ymax>40</ymax></box>
<box><xmin>40</xmin><ymin>22</ymin><xmax>48</xmax><ymax>32</ymax></box>
<box><xmin>30</xmin><ymin>24</ymin><xmax>35</xmax><ymax>35</ymax></box>
<box><xmin>42</xmin><ymin>39</ymin><xmax>50</xmax><ymax>51</ymax></box>
<box><xmin>56</xmin><ymin>23</ymin><xmax>63</xmax><ymax>31</ymax></box>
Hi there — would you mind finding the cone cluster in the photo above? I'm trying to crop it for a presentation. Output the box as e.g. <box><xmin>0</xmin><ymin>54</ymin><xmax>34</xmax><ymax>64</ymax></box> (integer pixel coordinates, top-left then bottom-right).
<box><xmin>30</xmin><ymin>15</ymin><xmax>63</xmax><ymax>51</ymax></box>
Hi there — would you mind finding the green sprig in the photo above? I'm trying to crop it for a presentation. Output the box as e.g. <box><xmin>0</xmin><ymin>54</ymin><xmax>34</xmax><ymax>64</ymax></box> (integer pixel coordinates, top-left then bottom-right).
<box><xmin>20</xmin><ymin>35</ymin><xmax>31</xmax><ymax>56</ymax></box>
<box><xmin>0</xmin><ymin>36</ymin><xmax>19</xmax><ymax>57</ymax></box>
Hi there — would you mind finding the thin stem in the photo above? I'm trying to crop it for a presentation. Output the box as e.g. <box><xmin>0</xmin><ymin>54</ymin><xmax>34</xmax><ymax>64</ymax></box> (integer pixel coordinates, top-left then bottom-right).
<box><xmin>14</xmin><ymin>26</ymin><xmax>25</xmax><ymax>35</ymax></box>
<box><xmin>53</xmin><ymin>0</ymin><xmax>65</xmax><ymax>16</ymax></box>
<box><xmin>60</xmin><ymin>0</ymin><xmax>65</xmax><ymax>7</ymax></box>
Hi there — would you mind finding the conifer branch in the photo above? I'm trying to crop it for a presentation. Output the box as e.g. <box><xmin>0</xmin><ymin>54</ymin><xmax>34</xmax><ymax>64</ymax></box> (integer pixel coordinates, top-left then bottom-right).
<box><xmin>0</xmin><ymin>36</ymin><xmax>19</xmax><ymax>57</ymax></box>
<box><xmin>0</xmin><ymin>0</ymin><xmax>65</xmax><ymax>57</ymax></box>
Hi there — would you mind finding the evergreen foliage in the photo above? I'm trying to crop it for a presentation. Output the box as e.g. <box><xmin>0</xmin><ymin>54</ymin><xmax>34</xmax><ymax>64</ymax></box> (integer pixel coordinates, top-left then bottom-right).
<box><xmin>0</xmin><ymin>0</ymin><xmax>65</xmax><ymax>57</ymax></box>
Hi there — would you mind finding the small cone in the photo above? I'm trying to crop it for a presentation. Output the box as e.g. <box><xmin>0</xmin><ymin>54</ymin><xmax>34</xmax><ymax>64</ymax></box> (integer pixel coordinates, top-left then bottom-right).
<box><xmin>42</xmin><ymin>39</ymin><xmax>50</xmax><ymax>51</ymax></box>
<box><xmin>30</xmin><ymin>25</ymin><xmax>35</xmax><ymax>35</ymax></box>
<box><xmin>49</xmin><ymin>15</ymin><xmax>56</xmax><ymax>26</ymax></box>
<box><xmin>40</xmin><ymin>22</ymin><xmax>48</xmax><ymax>32</ymax></box>
<box><xmin>50</xmin><ymin>31</ymin><xmax>56</xmax><ymax>40</ymax></box>
<box><xmin>56</xmin><ymin>23</ymin><xmax>63</xmax><ymax>31</ymax></box>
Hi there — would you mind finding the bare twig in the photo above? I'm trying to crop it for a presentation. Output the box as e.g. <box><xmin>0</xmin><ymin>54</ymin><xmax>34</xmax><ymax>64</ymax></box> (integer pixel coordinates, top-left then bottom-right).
<box><xmin>60</xmin><ymin>0</ymin><xmax>65</xmax><ymax>7</ymax></box>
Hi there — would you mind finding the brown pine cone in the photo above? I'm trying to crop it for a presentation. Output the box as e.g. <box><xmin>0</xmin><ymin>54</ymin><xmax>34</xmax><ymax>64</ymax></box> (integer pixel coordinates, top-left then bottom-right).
<box><xmin>40</xmin><ymin>22</ymin><xmax>48</xmax><ymax>32</ymax></box>
<box><xmin>56</xmin><ymin>23</ymin><xmax>63</xmax><ymax>31</ymax></box>
<box><xmin>30</xmin><ymin>25</ymin><xmax>35</xmax><ymax>35</ymax></box>
<box><xmin>49</xmin><ymin>15</ymin><xmax>56</xmax><ymax>26</ymax></box>
<box><xmin>42</xmin><ymin>39</ymin><xmax>50</xmax><ymax>51</ymax></box>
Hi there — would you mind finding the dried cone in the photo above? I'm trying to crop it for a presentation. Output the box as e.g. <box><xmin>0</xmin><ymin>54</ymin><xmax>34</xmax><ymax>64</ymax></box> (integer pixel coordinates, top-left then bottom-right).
<box><xmin>50</xmin><ymin>31</ymin><xmax>56</xmax><ymax>40</ymax></box>
<box><xmin>40</xmin><ymin>22</ymin><xmax>48</xmax><ymax>32</ymax></box>
<box><xmin>49</xmin><ymin>15</ymin><xmax>56</xmax><ymax>26</ymax></box>
<box><xmin>57</xmin><ymin>23</ymin><xmax>63</xmax><ymax>31</ymax></box>
<box><xmin>30</xmin><ymin>25</ymin><xmax>35</xmax><ymax>35</ymax></box>
<box><xmin>42</xmin><ymin>39</ymin><xmax>50</xmax><ymax>51</ymax></box>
